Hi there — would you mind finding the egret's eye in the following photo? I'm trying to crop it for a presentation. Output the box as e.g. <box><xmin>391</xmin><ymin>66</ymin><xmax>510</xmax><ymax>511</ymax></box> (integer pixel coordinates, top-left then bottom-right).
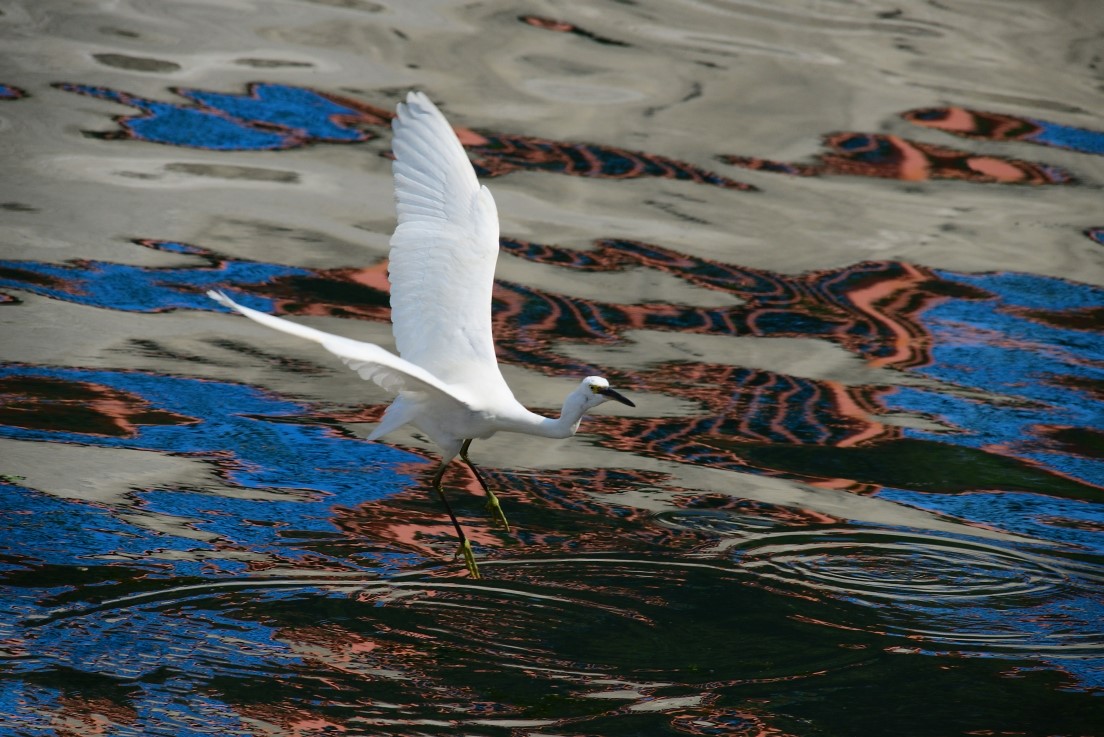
<box><xmin>590</xmin><ymin>385</ymin><xmax>602</xmax><ymax>394</ymax></box>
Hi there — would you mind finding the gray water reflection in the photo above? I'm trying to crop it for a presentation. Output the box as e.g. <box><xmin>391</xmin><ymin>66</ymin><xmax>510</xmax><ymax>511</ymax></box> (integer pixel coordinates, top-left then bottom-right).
<box><xmin>2</xmin><ymin>0</ymin><xmax>1103</xmax><ymax>735</ymax></box>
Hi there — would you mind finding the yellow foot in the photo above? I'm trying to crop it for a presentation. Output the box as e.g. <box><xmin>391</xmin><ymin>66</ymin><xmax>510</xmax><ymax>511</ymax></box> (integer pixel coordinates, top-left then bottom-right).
<box><xmin>485</xmin><ymin>491</ymin><xmax>510</xmax><ymax>532</ymax></box>
<box><xmin>457</xmin><ymin>538</ymin><xmax>481</xmax><ymax>579</ymax></box>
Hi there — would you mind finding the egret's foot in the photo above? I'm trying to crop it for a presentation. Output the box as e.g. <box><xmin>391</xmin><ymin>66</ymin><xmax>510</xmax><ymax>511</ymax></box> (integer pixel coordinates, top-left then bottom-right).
<box><xmin>485</xmin><ymin>490</ymin><xmax>510</xmax><ymax>532</ymax></box>
<box><xmin>457</xmin><ymin>538</ymin><xmax>481</xmax><ymax>579</ymax></box>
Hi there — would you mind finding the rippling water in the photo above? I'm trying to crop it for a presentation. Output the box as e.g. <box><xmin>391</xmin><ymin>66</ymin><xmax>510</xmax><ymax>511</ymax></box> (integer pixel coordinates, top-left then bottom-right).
<box><xmin>2</xmin><ymin>1</ymin><xmax>1103</xmax><ymax>735</ymax></box>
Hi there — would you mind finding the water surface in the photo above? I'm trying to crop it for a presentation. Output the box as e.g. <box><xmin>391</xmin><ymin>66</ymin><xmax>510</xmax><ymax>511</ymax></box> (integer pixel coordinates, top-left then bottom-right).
<box><xmin>1</xmin><ymin>1</ymin><xmax>1102</xmax><ymax>735</ymax></box>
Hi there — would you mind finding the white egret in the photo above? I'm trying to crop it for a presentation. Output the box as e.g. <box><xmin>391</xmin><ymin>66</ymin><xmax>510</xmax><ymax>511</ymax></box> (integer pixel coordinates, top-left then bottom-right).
<box><xmin>208</xmin><ymin>92</ymin><xmax>634</xmax><ymax>578</ymax></box>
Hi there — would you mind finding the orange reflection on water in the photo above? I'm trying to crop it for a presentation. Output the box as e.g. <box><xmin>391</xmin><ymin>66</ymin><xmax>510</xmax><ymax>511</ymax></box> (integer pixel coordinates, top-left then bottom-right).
<box><xmin>843</xmin><ymin>261</ymin><xmax>934</xmax><ymax>370</ymax></box>
<box><xmin>724</xmin><ymin>132</ymin><xmax>1073</xmax><ymax>184</ymax></box>
<box><xmin>52</xmin><ymin>694</ymin><xmax>139</xmax><ymax>737</ymax></box>
<box><xmin>0</xmin><ymin>375</ymin><xmax>197</xmax><ymax>438</ymax></box>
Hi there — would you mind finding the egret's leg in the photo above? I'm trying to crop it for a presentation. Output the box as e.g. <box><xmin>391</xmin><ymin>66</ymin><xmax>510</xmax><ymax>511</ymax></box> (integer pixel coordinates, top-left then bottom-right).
<box><xmin>430</xmin><ymin>460</ymin><xmax>480</xmax><ymax>579</ymax></box>
<box><xmin>460</xmin><ymin>439</ymin><xmax>509</xmax><ymax>532</ymax></box>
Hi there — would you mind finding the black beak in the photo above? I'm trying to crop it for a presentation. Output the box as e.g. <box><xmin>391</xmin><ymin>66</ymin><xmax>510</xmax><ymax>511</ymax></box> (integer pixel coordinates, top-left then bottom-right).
<box><xmin>599</xmin><ymin>387</ymin><xmax>635</xmax><ymax>407</ymax></box>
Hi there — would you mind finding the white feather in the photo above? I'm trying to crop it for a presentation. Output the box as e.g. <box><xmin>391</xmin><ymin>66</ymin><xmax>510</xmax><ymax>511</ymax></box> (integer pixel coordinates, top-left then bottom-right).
<box><xmin>388</xmin><ymin>92</ymin><xmax>514</xmax><ymax>404</ymax></box>
<box><xmin>206</xmin><ymin>92</ymin><xmax>635</xmax><ymax>576</ymax></box>
<box><xmin>206</xmin><ymin>290</ymin><xmax>472</xmax><ymax>409</ymax></box>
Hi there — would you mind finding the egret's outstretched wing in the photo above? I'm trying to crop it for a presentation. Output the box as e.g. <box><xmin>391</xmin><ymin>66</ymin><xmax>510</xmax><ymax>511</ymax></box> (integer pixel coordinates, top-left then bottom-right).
<box><xmin>207</xmin><ymin>291</ymin><xmax>472</xmax><ymax>406</ymax></box>
<box><xmin>388</xmin><ymin>92</ymin><xmax>514</xmax><ymax>401</ymax></box>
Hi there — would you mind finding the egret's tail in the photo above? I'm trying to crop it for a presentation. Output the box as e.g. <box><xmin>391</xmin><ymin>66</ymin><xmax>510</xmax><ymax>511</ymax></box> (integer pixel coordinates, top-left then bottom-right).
<box><xmin>367</xmin><ymin>395</ymin><xmax>420</xmax><ymax>441</ymax></box>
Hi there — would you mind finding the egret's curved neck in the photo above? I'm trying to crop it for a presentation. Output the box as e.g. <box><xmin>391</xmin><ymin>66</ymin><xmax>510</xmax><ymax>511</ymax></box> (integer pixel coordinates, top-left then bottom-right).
<box><xmin>503</xmin><ymin>395</ymin><xmax>588</xmax><ymax>439</ymax></box>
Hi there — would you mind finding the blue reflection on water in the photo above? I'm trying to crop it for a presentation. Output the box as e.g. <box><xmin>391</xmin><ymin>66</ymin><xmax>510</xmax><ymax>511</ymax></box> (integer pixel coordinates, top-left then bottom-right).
<box><xmin>0</xmin><ymin>360</ymin><xmax>427</xmax><ymax>733</ymax></box>
<box><xmin>0</xmin><ymin>483</ymin><xmax>157</xmax><ymax>574</ymax></box>
<box><xmin>179</xmin><ymin>84</ymin><xmax>373</xmax><ymax>143</ymax></box>
<box><xmin>937</xmin><ymin>269</ymin><xmax>1104</xmax><ymax>312</ymax></box>
<box><xmin>885</xmin><ymin>271</ymin><xmax>1104</xmax><ymax>488</ymax></box>
<box><xmin>0</xmin><ymin>364</ymin><xmax>421</xmax><ymax>573</ymax></box>
<box><xmin>1027</xmin><ymin>117</ymin><xmax>1104</xmax><ymax>155</ymax></box>
<box><xmin>0</xmin><ymin>240</ymin><xmax>308</xmax><ymax>313</ymax></box>
<box><xmin>51</xmin><ymin>83</ymin><xmax>366</xmax><ymax>150</ymax></box>
<box><xmin>877</xmin><ymin>489</ymin><xmax>1103</xmax><ymax>553</ymax></box>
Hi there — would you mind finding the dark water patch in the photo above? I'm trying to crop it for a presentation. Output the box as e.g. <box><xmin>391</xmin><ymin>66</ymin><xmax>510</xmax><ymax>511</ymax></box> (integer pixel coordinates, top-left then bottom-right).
<box><xmin>0</xmin><ymin>264</ymin><xmax>61</xmax><ymax>287</ymax></box>
<box><xmin>1014</xmin><ymin>304</ymin><xmax>1104</xmax><ymax>332</ymax></box>
<box><xmin>0</xmin><ymin>561</ymin><xmax>151</xmax><ymax>597</ymax></box>
<box><xmin>3</xmin><ymin>561</ymin><xmax>873</xmax><ymax>732</ymax></box>
<box><xmin>1056</xmin><ymin>375</ymin><xmax>1104</xmax><ymax>402</ymax></box>
<box><xmin>252</xmin><ymin>270</ymin><xmax>391</xmax><ymax>319</ymax></box>
<box><xmin>92</xmin><ymin>53</ymin><xmax>181</xmax><ymax>73</ymax></box>
<box><xmin>738</xmin><ymin>529</ymin><xmax>1070</xmax><ymax>603</ymax></box>
<box><xmin>0</xmin><ymin>201</ymin><xmax>37</xmax><ymax>212</ymax></box>
<box><xmin>234</xmin><ymin>58</ymin><xmax>315</xmax><ymax>69</ymax></box>
<box><xmin>1039</xmin><ymin>425</ymin><xmax>1104</xmax><ymax>459</ymax></box>
<box><xmin>202</xmin><ymin>337</ymin><xmax>331</xmax><ymax>374</ymax></box>
<box><xmin>163</xmin><ymin>162</ymin><xmax>300</xmax><ymax>183</ymax></box>
<box><xmin>708</xmin><ymin>437</ymin><xmax>1101</xmax><ymax>501</ymax></box>
<box><xmin>4</xmin><ymin>557</ymin><xmax>1102</xmax><ymax>734</ymax></box>
<box><xmin>0</xmin><ymin>374</ymin><xmax>197</xmax><ymax>438</ymax></box>
<box><xmin>519</xmin><ymin>15</ymin><xmax>629</xmax><ymax>46</ymax></box>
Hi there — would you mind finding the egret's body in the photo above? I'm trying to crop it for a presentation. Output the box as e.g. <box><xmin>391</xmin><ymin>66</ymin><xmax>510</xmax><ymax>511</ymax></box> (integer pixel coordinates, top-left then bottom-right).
<box><xmin>208</xmin><ymin>92</ymin><xmax>633</xmax><ymax>577</ymax></box>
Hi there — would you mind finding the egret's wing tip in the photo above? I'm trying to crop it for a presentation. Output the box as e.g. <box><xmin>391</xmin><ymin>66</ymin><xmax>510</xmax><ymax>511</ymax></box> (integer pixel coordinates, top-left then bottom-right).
<box><xmin>206</xmin><ymin>290</ymin><xmax>234</xmax><ymax>310</ymax></box>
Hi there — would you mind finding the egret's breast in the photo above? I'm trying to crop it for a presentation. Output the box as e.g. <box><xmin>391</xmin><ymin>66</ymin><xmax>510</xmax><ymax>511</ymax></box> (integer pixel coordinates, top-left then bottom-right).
<box><xmin>421</xmin><ymin>403</ymin><xmax>499</xmax><ymax>441</ymax></box>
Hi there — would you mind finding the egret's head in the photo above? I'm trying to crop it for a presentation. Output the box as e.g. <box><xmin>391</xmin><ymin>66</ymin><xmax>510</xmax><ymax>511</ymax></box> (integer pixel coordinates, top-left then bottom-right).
<box><xmin>577</xmin><ymin>376</ymin><xmax>635</xmax><ymax>411</ymax></box>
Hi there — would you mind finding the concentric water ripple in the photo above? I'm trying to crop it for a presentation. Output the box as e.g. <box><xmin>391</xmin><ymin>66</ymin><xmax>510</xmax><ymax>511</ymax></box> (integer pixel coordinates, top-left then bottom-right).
<box><xmin>739</xmin><ymin>530</ymin><xmax>1068</xmax><ymax>602</ymax></box>
<box><xmin>10</xmin><ymin>556</ymin><xmax>883</xmax><ymax>734</ymax></box>
<box><xmin>734</xmin><ymin>529</ymin><xmax>1103</xmax><ymax>668</ymax></box>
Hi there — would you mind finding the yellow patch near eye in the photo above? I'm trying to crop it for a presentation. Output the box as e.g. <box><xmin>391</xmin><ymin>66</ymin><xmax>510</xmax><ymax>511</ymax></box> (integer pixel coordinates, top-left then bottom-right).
<box><xmin>591</xmin><ymin>386</ymin><xmax>602</xmax><ymax>393</ymax></box>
